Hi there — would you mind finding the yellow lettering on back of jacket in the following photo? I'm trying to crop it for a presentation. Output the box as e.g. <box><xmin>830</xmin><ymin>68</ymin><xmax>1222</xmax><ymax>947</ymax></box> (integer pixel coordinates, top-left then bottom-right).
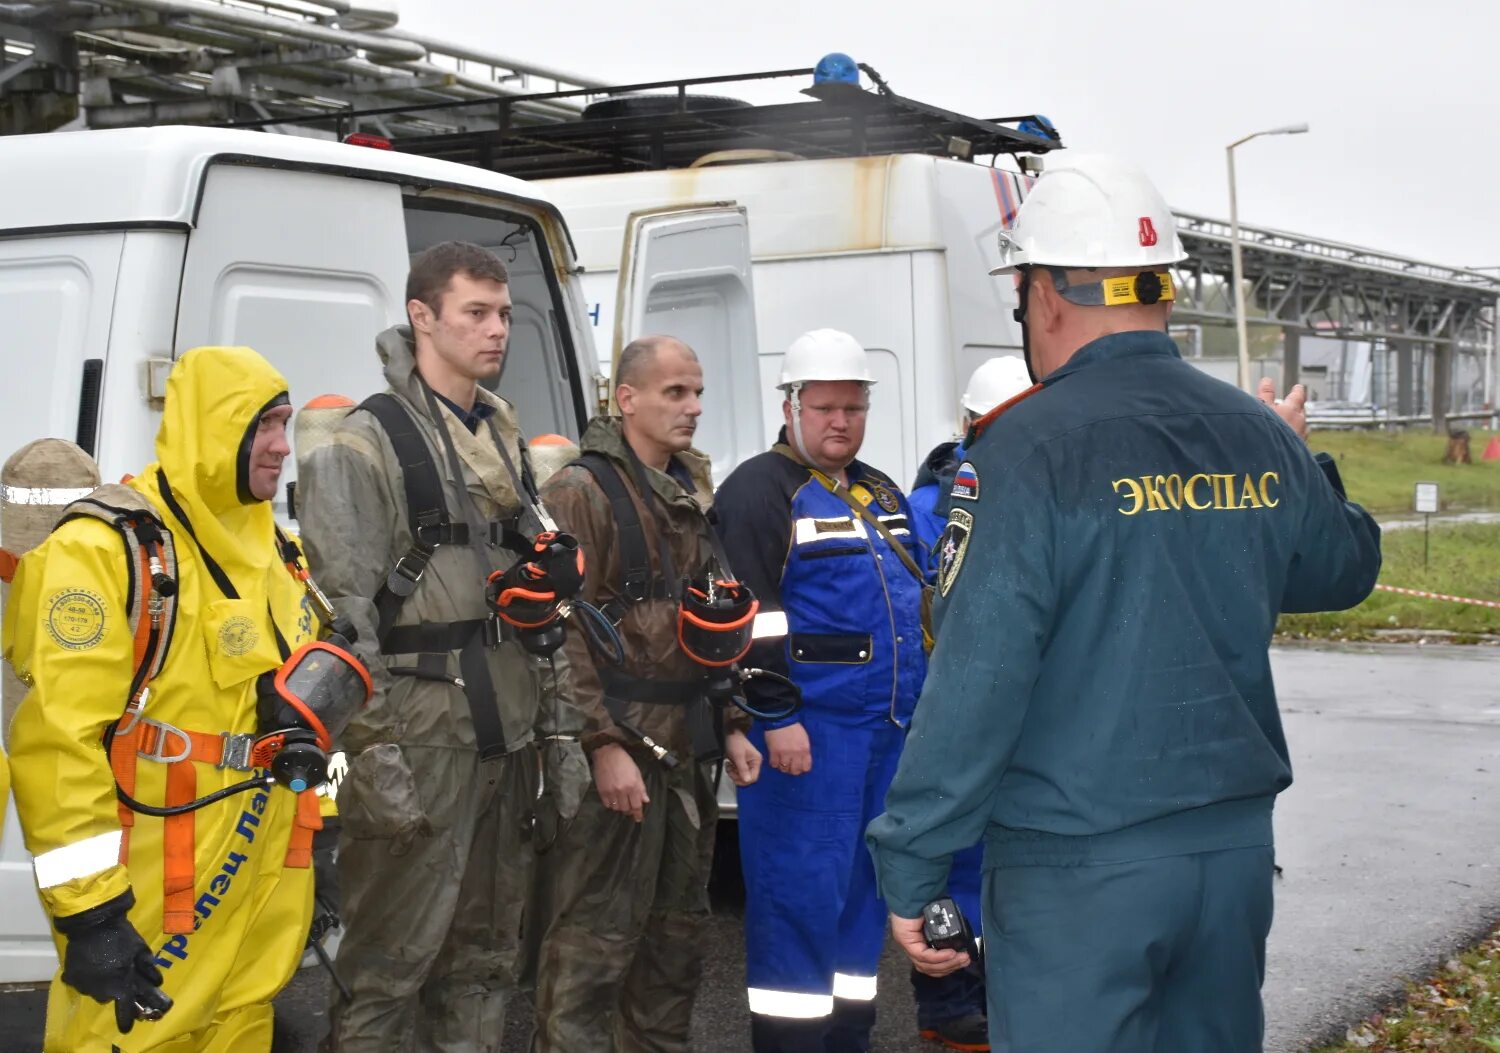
<box><xmin>1112</xmin><ymin>472</ymin><xmax>1280</xmax><ymax>516</ymax></box>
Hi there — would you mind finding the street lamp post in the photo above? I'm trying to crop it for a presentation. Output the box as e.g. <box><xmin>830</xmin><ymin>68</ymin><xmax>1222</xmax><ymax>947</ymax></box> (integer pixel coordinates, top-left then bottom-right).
<box><xmin>1472</xmin><ymin>268</ymin><xmax>1500</xmax><ymax>425</ymax></box>
<box><xmin>1228</xmin><ymin>123</ymin><xmax>1309</xmax><ymax>391</ymax></box>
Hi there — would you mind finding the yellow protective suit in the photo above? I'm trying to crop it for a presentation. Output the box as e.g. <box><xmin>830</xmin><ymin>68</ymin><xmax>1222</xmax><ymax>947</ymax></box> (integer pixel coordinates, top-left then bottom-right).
<box><xmin>3</xmin><ymin>347</ymin><xmax>319</xmax><ymax>1052</ymax></box>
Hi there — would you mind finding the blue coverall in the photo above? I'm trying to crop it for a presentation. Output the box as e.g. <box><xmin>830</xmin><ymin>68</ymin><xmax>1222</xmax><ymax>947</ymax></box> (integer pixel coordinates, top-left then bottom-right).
<box><xmin>867</xmin><ymin>330</ymin><xmax>1382</xmax><ymax>1053</ymax></box>
<box><xmin>909</xmin><ymin>439</ymin><xmax>960</xmax><ymax>573</ymax></box>
<box><xmin>716</xmin><ymin>431</ymin><xmax>926</xmax><ymax>1053</ymax></box>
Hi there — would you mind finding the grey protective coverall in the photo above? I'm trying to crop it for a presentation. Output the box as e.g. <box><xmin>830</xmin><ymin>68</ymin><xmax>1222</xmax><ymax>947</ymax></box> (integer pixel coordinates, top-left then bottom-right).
<box><xmin>298</xmin><ymin>325</ymin><xmax>585</xmax><ymax>1053</ymax></box>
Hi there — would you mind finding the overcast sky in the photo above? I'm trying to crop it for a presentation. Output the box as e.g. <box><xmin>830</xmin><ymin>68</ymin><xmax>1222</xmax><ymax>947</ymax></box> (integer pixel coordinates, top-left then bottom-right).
<box><xmin>403</xmin><ymin>0</ymin><xmax>1497</xmax><ymax>272</ymax></box>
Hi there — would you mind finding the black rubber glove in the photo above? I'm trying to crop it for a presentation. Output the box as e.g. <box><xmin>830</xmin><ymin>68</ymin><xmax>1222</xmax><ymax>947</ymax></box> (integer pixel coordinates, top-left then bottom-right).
<box><xmin>54</xmin><ymin>890</ymin><xmax>173</xmax><ymax>1033</ymax></box>
<box><xmin>309</xmin><ymin>819</ymin><xmax>342</xmax><ymax>945</ymax></box>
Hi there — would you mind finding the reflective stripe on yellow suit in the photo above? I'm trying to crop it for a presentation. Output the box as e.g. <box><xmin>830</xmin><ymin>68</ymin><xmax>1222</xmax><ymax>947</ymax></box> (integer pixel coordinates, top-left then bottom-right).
<box><xmin>3</xmin><ymin>347</ymin><xmax>318</xmax><ymax>1052</ymax></box>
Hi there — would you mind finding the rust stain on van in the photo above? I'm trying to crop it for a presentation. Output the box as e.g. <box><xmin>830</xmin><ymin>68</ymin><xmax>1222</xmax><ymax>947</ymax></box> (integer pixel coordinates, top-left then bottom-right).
<box><xmin>666</xmin><ymin>166</ymin><xmax>705</xmax><ymax>206</ymax></box>
<box><xmin>613</xmin><ymin>154</ymin><xmax>895</xmax><ymax>257</ymax></box>
<box><xmin>537</xmin><ymin>213</ymin><xmax>577</xmax><ymax>281</ymax></box>
<box><xmin>847</xmin><ymin>155</ymin><xmax>890</xmax><ymax>252</ymax></box>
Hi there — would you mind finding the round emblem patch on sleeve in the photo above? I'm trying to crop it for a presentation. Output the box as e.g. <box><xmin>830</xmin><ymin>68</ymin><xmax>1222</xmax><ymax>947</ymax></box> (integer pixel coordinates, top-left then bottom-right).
<box><xmin>871</xmin><ymin>482</ymin><xmax>901</xmax><ymax>514</ymax></box>
<box><xmin>937</xmin><ymin>508</ymin><xmax>974</xmax><ymax>597</ymax></box>
<box><xmin>46</xmin><ymin>589</ymin><xmax>108</xmax><ymax>650</ymax></box>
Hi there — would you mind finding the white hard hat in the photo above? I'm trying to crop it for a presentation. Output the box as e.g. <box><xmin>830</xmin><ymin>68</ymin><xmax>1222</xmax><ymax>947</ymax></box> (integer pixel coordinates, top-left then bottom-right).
<box><xmin>777</xmin><ymin>329</ymin><xmax>875</xmax><ymax>389</ymax></box>
<box><xmin>961</xmin><ymin>357</ymin><xmax>1032</xmax><ymax>415</ymax></box>
<box><xmin>990</xmin><ymin>154</ymin><xmax>1188</xmax><ymax>275</ymax></box>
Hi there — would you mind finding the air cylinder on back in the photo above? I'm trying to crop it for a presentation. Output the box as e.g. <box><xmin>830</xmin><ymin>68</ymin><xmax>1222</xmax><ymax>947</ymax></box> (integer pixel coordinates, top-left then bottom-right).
<box><xmin>1</xmin><ymin>439</ymin><xmax>102</xmax><ymax>745</ymax></box>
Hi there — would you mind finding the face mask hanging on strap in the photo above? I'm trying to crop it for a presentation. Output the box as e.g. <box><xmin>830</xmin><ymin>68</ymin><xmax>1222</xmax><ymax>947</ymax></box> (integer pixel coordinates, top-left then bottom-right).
<box><xmin>563</xmin><ymin>442</ymin><xmax>803</xmax><ymax>769</ymax></box>
<box><xmin>678</xmin><ymin>522</ymin><xmax>802</xmax><ymax>726</ymax></box>
<box><xmin>474</xmin><ymin>407</ymin><xmax>623</xmax><ymax>664</ymax></box>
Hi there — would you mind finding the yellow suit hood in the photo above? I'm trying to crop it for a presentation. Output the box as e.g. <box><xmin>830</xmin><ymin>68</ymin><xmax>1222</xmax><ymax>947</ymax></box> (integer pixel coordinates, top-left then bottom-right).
<box><xmin>136</xmin><ymin>346</ymin><xmax>290</xmax><ymax>591</ymax></box>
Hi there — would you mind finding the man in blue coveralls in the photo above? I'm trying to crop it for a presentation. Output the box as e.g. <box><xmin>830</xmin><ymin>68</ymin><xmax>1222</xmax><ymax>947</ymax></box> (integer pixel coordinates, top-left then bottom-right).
<box><xmin>867</xmin><ymin>154</ymin><xmax>1383</xmax><ymax>1053</ymax></box>
<box><xmin>906</xmin><ymin>354</ymin><xmax>1031</xmax><ymax>1049</ymax></box>
<box><xmin>716</xmin><ymin>329</ymin><xmax>927</xmax><ymax>1053</ymax></box>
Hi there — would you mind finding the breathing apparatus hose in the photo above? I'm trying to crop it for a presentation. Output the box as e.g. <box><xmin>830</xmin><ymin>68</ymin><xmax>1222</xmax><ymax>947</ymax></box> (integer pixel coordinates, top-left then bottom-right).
<box><xmin>104</xmin><ymin>720</ymin><xmax>275</xmax><ymax>816</ymax></box>
<box><xmin>113</xmin><ymin>776</ymin><xmax>276</xmax><ymax>818</ymax></box>
<box><xmin>732</xmin><ymin>667</ymin><xmax>803</xmax><ymax>723</ymax></box>
<box><xmin>570</xmin><ymin>598</ymin><xmax>625</xmax><ymax>667</ymax></box>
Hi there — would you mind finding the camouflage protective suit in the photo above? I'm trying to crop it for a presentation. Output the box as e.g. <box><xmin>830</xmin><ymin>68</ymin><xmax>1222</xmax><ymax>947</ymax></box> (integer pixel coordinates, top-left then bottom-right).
<box><xmin>531</xmin><ymin>416</ymin><xmax>745</xmax><ymax>1053</ymax></box>
<box><xmin>297</xmin><ymin>325</ymin><xmax>584</xmax><ymax>1053</ymax></box>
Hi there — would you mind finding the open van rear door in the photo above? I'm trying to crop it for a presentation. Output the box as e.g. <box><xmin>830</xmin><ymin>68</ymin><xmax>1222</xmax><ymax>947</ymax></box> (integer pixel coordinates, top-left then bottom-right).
<box><xmin>613</xmin><ymin>204</ymin><xmax>761</xmax><ymax>483</ymax></box>
<box><xmin>174</xmin><ymin>163</ymin><xmax>410</xmax><ymax>516</ymax></box>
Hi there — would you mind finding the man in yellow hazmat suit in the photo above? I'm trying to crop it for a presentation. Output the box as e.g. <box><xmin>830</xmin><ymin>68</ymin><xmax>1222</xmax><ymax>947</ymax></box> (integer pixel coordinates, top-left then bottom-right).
<box><xmin>3</xmin><ymin>346</ymin><xmax>332</xmax><ymax>1051</ymax></box>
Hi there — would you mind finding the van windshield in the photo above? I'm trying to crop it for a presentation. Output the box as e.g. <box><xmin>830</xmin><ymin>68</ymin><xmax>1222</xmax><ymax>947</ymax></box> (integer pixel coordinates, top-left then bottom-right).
<box><xmin>405</xmin><ymin>200</ymin><xmax>584</xmax><ymax>441</ymax></box>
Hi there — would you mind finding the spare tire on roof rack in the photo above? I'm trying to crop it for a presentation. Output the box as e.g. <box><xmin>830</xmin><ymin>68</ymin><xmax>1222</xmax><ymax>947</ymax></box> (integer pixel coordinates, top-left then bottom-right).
<box><xmin>581</xmin><ymin>94</ymin><xmax>752</xmax><ymax>120</ymax></box>
<box><xmin>690</xmin><ymin>149</ymin><xmax>805</xmax><ymax>168</ymax></box>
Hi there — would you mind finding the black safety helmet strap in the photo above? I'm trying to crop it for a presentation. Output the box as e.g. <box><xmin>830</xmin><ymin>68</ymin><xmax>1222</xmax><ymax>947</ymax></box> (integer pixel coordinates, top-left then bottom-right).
<box><xmin>1012</xmin><ymin>265</ymin><xmax>1039</xmax><ymax>384</ymax></box>
<box><xmin>1046</xmin><ymin>266</ymin><xmax>1173</xmax><ymax>308</ymax></box>
<box><xmin>1011</xmin><ymin>265</ymin><xmax>1175</xmax><ymax>385</ymax></box>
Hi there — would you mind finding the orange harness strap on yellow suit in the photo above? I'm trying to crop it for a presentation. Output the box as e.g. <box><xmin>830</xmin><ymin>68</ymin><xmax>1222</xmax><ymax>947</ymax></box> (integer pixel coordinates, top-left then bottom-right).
<box><xmin>61</xmin><ymin>489</ymin><xmax>320</xmax><ymax>936</ymax></box>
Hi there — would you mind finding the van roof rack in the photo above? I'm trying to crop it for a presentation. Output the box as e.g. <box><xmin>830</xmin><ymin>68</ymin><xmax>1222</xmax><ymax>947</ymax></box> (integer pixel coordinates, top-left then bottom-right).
<box><xmin>218</xmin><ymin>66</ymin><xmax>1064</xmax><ymax>179</ymax></box>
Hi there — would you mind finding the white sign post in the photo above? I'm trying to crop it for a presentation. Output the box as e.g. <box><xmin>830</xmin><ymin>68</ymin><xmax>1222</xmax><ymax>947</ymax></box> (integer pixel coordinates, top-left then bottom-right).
<box><xmin>1414</xmin><ymin>482</ymin><xmax>1439</xmax><ymax>567</ymax></box>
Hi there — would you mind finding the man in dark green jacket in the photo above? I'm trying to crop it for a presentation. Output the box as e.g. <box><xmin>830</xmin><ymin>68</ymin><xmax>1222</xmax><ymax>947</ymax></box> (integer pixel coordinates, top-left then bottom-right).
<box><xmin>867</xmin><ymin>154</ymin><xmax>1382</xmax><ymax>1053</ymax></box>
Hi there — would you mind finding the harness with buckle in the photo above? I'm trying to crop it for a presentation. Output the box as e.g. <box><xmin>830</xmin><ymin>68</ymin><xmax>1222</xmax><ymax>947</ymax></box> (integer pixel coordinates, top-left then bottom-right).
<box><xmin>53</xmin><ymin>483</ymin><xmax>326</xmax><ymax>935</ymax></box>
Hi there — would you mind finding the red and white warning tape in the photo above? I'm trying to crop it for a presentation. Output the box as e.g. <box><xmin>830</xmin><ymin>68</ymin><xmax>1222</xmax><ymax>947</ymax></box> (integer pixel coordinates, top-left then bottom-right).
<box><xmin>1374</xmin><ymin>584</ymin><xmax>1500</xmax><ymax>610</ymax></box>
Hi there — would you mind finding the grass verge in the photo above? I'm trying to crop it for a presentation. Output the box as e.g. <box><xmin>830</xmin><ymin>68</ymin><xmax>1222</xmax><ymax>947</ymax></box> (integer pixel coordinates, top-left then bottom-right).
<box><xmin>1315</xmin><ymin>924</ymin><xmax>1500</xmax><ymax>1051</ymax></box>
<box><xmin>1277</xmin><ymin>521</ymin><xmax>1500</xmax><ymax>640</ymax></box>
<box><xmin>1310</xmin><ymin>429</ymin><xmax>1500</xmax><ymax>517</ymax></box>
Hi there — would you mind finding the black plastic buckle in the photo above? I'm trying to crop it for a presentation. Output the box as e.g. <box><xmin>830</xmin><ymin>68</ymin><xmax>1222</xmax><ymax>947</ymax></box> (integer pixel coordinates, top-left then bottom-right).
<box><xmin>386</xmin><ymin>551</ymin><xmax>427</xmax><ymax>597</ymax></box>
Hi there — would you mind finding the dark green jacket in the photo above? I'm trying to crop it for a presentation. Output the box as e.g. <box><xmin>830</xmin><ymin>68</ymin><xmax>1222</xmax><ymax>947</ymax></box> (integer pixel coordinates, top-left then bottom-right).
<box><xmin>867</xmin><ymin>330</ymin><xmax>1381</xmax><ymax>916</ymax></box>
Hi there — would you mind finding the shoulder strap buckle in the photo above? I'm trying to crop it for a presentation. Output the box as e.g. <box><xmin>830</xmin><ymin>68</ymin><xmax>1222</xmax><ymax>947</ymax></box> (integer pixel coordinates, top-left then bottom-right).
<box><xmin>387</xmin><ymin>551</ymin><xmax>429</xmax><ymax>597</ymax></box>
<box><xmin>138</xmin><ymin>718</ymin><xmax>193</xmax><ymax>764</ymax></box>
<box><xmin>412</xmin><ymin>508</ymin><xmax>446</xmax><ymax>544</ymax></box>
<box><xmin>218</xmin><ymin>732</ymin><xmax>256</xmax><ymax>772</ymax></box>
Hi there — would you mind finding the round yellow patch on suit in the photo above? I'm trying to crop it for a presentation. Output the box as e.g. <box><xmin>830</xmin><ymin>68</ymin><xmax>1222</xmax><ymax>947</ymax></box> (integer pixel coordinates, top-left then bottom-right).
<box><xmin>219</xmin><ymin>615</ymin><xmax>260</xmax><ymax>657</ymax></box>
<box><xmin>46</xmin><ymin>589</ymin><xmax>108</xmax><ymax>650</ymax></box>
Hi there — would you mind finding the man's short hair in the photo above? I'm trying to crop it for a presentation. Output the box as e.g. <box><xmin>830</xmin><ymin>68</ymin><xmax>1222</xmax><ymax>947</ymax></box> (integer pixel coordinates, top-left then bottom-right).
<box><xmin>406</xmin><ymin>241</ymin><xmax>509</xmax><ymax>317</ymax></box>
<box><xmin>617</xmin><ymin>335</ymin><xmax>696</xmax><ymax>389</ymax></box>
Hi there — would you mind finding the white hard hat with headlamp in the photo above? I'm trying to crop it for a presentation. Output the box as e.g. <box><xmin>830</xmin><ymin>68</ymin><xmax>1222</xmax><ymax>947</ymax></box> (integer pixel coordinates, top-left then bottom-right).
<box><xmin>993</xmin><ymin>154</ymin><xmax>1188</xmax><ymax>382</ymax></box>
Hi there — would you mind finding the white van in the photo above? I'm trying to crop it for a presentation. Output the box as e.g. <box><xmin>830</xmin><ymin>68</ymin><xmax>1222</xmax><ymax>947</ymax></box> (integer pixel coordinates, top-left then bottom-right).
<box><xmin>0</xmin><ymin>125</ymin><xmax>761</xmax><ymax>983</ymax></box>
<box><xmin>541</xmin><ymin>153</ymin><xmax>1034</xmax><ymax>488</ymax></box>
<box><xmin>538</xmin><ymin>154</ymin><xmax>1038</xmax><ymax>839</ymax></box>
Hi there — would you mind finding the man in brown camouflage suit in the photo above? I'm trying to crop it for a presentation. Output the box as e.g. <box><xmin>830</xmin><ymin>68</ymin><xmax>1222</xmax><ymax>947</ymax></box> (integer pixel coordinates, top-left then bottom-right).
<box><xmin>532</xmin><ymin>335</ymin><xmax>763</xmax><ymax>1052</ymax></box>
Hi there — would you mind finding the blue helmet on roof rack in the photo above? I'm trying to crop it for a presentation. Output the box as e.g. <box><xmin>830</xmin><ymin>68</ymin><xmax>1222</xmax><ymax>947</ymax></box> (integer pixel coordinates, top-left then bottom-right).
<box><xmin>813</xmin><ymin>52</ymin><xmax>860</xmax><ymax>87</ymax></box>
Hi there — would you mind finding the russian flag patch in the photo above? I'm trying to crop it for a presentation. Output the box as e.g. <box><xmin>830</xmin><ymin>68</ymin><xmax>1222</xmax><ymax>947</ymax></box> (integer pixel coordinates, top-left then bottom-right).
<box><xmin>951</xmin><ymin>461</ymin><xmax>979</xmax><ymax>501</ymax></box>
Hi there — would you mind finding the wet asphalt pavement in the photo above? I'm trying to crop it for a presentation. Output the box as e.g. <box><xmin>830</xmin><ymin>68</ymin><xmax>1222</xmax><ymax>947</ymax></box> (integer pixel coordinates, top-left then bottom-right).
<box><xmin>3</xmin><ymin>643</ymin><xmax>1498</xmax><ymax>1052</ymax></box>
<box><xmin>1262</xmin><ymin>643</ymin><xmax>1500</xmax><ymax>1050</ymax></box>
